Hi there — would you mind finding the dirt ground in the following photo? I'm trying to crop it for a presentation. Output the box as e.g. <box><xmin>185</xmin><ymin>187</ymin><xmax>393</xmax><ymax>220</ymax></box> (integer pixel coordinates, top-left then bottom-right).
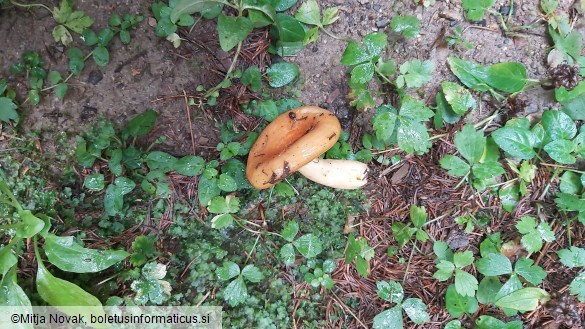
<box><xmin>1</xmin><ymin>0</ymin><xmax>584</xmax><ymax>328</ymax></box>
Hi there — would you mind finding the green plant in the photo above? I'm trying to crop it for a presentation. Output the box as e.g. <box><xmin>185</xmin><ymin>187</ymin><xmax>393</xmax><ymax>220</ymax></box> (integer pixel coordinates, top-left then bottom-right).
<box><xmin>280</xmin><ymin>220</ymin><xmax>324</xmax><ymax>265</ymax></box>
<box><xmin>389</xmin><ymin>15</ymin><xmax>420</xmax><ymax>39</ymax></box>
<box><xmin>391</xmin><ymin>204</ymin><xmax>430</xmax><ymax>248</ymax></box>
<box><xmin>557</xmin><ymin>246</ymin><xmax>585</xmax><ymax>301</ymax></box>
<box><xmin>433</xmin><ymin>241</ymin><xmax>478</xmax><ymax>297</ymax></box>
<box><xmin>440</xmin><ymin>124</ymin><xmax>504</xmax><ymax>190</ymax></box>
<box><xmin>0</xmin><ymin>79</ymin><xmax>18</xmax><ymax>123</ymax></box>
<box><xmin>515</xmin><ymin>216</ymin><xmax>555</xmax><ymax>253</ymax></box>
<box><xmin>446</xmin><ymin>26</ymin><xmax>473</xmax><ymax>50</ymax></box>
<box><xmin>10</xmin><ymin>51</ymin><xmax>46</xmax><ymax>106</ymax></box>
<box><xmin>462</xmin><ymin>0</ymin><xmax>495</xmax><ymax>22</ymax></box>
<box><xmin>0</xmin><ymin>179</ymin><xmax>129</xmax><ymax>313</ymax></box>
<box><xmin>373</xmin><ymin>280</ymin><xmax>430</xmax><ymax>329</ymax></box>
<box><xmin>301</xmin><ymin>259</ymin><xmax>336</xmax><ymax>289</ymax></box>
<box><xmin>294</xmin><ymin>0</ymin><xmax>340</xmax><ymax>44</ymax></box>
<box><xmin>216</xmin><ymin>261</ymin><xmax>265</xmax><ymax>307</ymax></box>
<box><xmin>344</xmin><ymin>233</ymin><xmax>374</xmax><ymax>277</ymax></box>
<box><xmin>130</xmin><ymin>262</ymin><xmax>172</xmax><ymax>305</ymax></box>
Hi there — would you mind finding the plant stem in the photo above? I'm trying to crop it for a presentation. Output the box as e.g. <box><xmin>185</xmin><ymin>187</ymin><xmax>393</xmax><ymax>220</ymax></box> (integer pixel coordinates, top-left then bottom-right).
<box><xmin>402</xmin><ymin>240</ymin><xmax>417</xmax><ymax>284</ymax></box>
<box><xmin>204</xmin><ymin>41</ymin><xmax>243</xmax><ymax>99</ymax></box>
<box><xmin>10</xmin><ymin>0</ymin><xmax>53</xmax><ymax>15</ymax></box>
<box><xmin>0</xmin><ymin>179</ymin><xmax>23</xmax><ymax>212</ymax></box>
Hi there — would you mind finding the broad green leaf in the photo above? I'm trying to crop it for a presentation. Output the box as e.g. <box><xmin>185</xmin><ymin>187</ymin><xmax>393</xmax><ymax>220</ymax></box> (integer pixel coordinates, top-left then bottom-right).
<box><xmin>43</xmin><ymin>234</ymin><xmax>129</xmax><ymax>273</ymax></box>
<box><xmin>170</xmin><ymin>0</ymin><xmax>218</xmax><ymax>22</ymax></box>
<box><xmin>37</xmin><ymin>260</ymin><xmax>104</xmax><ymax>308</ymax></box>
<box><xmin>434</xmin><ymin>260</ymin><xmax>455</xmax><ymax>281</ymax></box>
<box><xmin>514</xmin><ymin>257</ymin><xmax>546</xmax><ymax>285</ymax></box>
<box><xmin>410</xmin><ymin>205</ymin><xmax>427</xmax><ymax>228</ymax></box>
<box><xmin>390</xmin><ymin>15</ymin><xmax>420</xmax><ymax>38</ymax></box>
<box><xmin>92</xmin><ymin>46</ymin><xmax>110</xmax><ymax>67</ymax></box>
<box><xmin>84</xmin><ymin>173</ymin><xmax>105</xmax><ymax>191</ymax></box>
<box><xmin>0</xmin><ymin>245</ymin><xmax>17</xmax><ymax>278</ymax></box>
<box><xmin>492</xmin><ymin>126</ymin><xmax>536</xmax><ymax>159</ymax></box>
<box><xmin>242</xmin><ymin>264</ymin><xmax>264</xmax><ymax>283</ymax></box>
<box><xmin>281</xmin><ymin>221</ymin><xmax>299</xmax><ymax>242</ymax></box>
<box><xmin>477</xmin><ymin>276</ymin><xmax>503</xmax><ymax>304</ymax></box>
<box><xmin>223</xmin><ymin>277</ymin><xmax>247</xmax><ymax>307</ymax></box>
<box><xmin>273</xmin><ymin>13</ymin><xmax>305</xmax><ymax>43</ymax></box>
<box><xmin>541</xmin><ymin>110</ymin><xmax>577</xmax><ymax>140</ymax></box>
<box><xmin>362</xmin><ymin>32</ymin><xmax>387</xmax><ymax>58</ymax></box>
<box><xmin>373</xmin><ymin>306</ymin><xmax>403</xmax><ymax>329</ymax></box>
<box><xmin>544</xmin><ymin>139</ymin><xmax>576</xmax><ymax>164</ymax></box>
<box><xmin>198</xmin><ymin>175</ymin><xmax>220</xmax><ymax>206</ymax></box>
<box><xmin>495</xmin><ymin>274</ymin><xmax>523</xmax><ymax>301</ymax></box>
<box><xmin>81</xmin><ymin>29</ymin><xmax>98</xmax><ymax>46</ymax></box>
<box><xmin>549</xmin><ymin>28</ymin><xmax>582</xmax><ymax>60</ymax></box>
<box><xmin>391</xmin><ymin>222</ymin><xmax>417</xmax><ymax>248</ymax></box>
<box><xmin>53</xmin><ymin>25</ymin><xmax>73</xmax><ymax>45</ymax></box>
<box><xmin>440</xmin><ymin>155</ymin><xmax>470</xmax><ymax>177</ymax></box>
<box><xmin>322</xmin><ymin>7</ymin><xmax>339</xmax><ymax>25</ymax></box>
<box><xmin>28</xmin><ymin>90</ymin><xmax>40</xmax><ymax>106</ymax></box>
<box><xmin>569</xmin><ymin>272</ymin><xmax>585</xmax><ymax>301</ymax></box>
<box><xmin>499</xmin><ymin>185</ymin><xmax>519</xmax><ymax>212</ymax></box>
<box><xmin>472</xmin><ymin>161</ymin><xmax>505</xmax><ymax>179</ymax></box>
<box><xmin>560</xmin><ymin>171</ymin><xmax>583</xmax><ymax>194</ymax></box>
<box><xmin>241</xmin><ymin>66</ymin><xmax>262</xmax><ymax>92</ymax></box>
<box><xmin>207</xmin><ymin>195</ymin><xmax>239</xmax><ymax>214</ymax></box>
<box><xmin>448</xmin><ymin>56</ymin><xmax>491</xmax><ymax>91</ymax></box>
<box><xmin>397</xmin><ymin>120</ymin><xmax>431</xmax><ymax>154</ymax></box>
<box><xmin>16</xmin><ymin>210</ymin><xmax>45</xmax><ymax>239</ymax></box>
<box><xmin>557</xmin><ymin>246</ymin><xmax>585</xmax><ymax>267</ymax></box>
<box><xmin>350</xmin><ymin>62</ymin><xmax>374</xmax><ymax>85</ymax></box>
<box><xmin>442</xmin><ymin>81</ymin><xmax>476</xmax><ymax>115</ymax></box>
<box><xmin>217</xmin><ymin>173</ymin><xmax>237</xmax><ymax>192</ymax></box>
<box><xmin>399</xmin><ymin>97</ymin><xmax>434</xmax><ymax>121</ymax></box>
<box><xmin>495</xmin><ymin>287</ymin><xmax>550</xmax><ymax>311</ymax></box>
<box><xmin>455</xmin><ymin>124</ymin><xmax>485</xmax><ymax>163</ymax></box>
<box><xmin>280</xmin><ymin>243</ymin><xmax>296</xmax><ymax>265</ymax></box>
<box><xmin>242</xmin><ymin>0</ymin><xmax>276</xmax><ymax>23</ymax></box>
<box><xmin>454</xmin><ymin>251</ymin><xmax>474</xmax><ymax>268</ymax></box>
<box><xmin>68</xmin><ymin>47</ymin><xmax>85</xmax><ymax>75</ymax></box>
<box><xmin>445</xmin><ymin>320</ymin><xmax>464</xmax><ymax>329</ymax></box>
<box><xmin>124</xmin><ymin>110</ymin><xmax>157</xmax><ymax>138</ymax></box>
<box><xmin>0</xmin><ymin>270</ymin><xmax>33</xmax><ymax>315</ymax></box>
<box><xmin>485</xmin><ymin>62</ymin><xmax>527</xmax><ymax>93</ymax></box>
<box><xmin>274</xmin><ymin>0</ymin><xmax>298</xmax><ymax>11</ymax></box>
<box><xmin>217</xmin><ymin>13</ymin><xmax>253</xmax><ymax>51</ymax></box>
<box><xmin>398</xmin><ymin>59</ymin><xmax>434</xmax><ymax>88</ymax></box>
<box><xmin>266</xmin><ymin>61</ymin><xmax>299</xmax><ymax>87</ymax></box>
<box><xmin>97</xmin><ymin>28</ymin><xmax>114</xmax><ymax>46</ymax></box>
<box><xmin>445</xmin><ymin>284</ymin><xmax>478</xmax><ymax>317</ymax></box>
<box><xmin>146</xmin><ymin>151</ymin><xmax>178</xmax><ymax>172</ymax></box>
<box><xmin>216</xmin><ymin>261</ymin><xmax>240</xmax><ymax>281</ymax></box>
<box><xmin>462</xmin><ymin>0</ymin><xmax>495</xmax><ymax>21</ymax></box>
<box><xmin>0</xmin><ymin>97</ymin><xmax>19</xmax><ymax>123</ymax></box>
<box><xmin>479</xmin><ymin>233</ymin><xmax>502</xmax><ymax>256</ymax></box>
<box><xmin>175</xmin><ymin>155</ymin><xmax>205</xmax><ymax>176</ymax></box>
<box><xmin>341</xmin><ymin>40</ymin><xmax>370</xmax><ymax>66</ymax></box>
<box><xmin>555</xmin><ymin>193</ymin><xmax>585</xmax><ymax>212</ymax></box>
<box><xmin>476</xmin><ymin>253</ymin><xmax>513</xmax><ymax>276</ymax></box>
<box><xmin>295</xmin><ymin>0</ymin><xmax>321</xmax><ymax>26</ymax></box>
<box><xmin>454</xmin><ymin>269</ymin><xmax>478</xmax><ymax>297</ymax></box>
<box><xmin>402</xmin><ymin>298</ymin><xmax>430</xmax><ymax>324</ymax></box>
<box><xmin>211</xmin><ymin>213</ymin><xmax>234</xmax><ymax>229</ymax></box>
<box><xmin>293</xmin><ymin>234</ymin><xmax>322</xmax><ymax>258</ymax></box>
<box><xmin>433</xmin><ymin>241</ymin><xmax>454</xmax><ymax>261</ymax></box>
<box><xmin>373</xmin><ymin>109</ymin><xmax>397</xmax><ymax>143</ymax></box>
<box><xmin>541</xmin><ymin>0</ymin><xmax>558</xmax><ymax>14</ymax></box>
<box><xmin>376</xmin><ymin>280</ymin><xmax>404</xmax><ymax>303</ymax></box>
<box><xmin>54</xmin><ymin>83</ymin><xmax>68</xmax><ymax>101</ymax></box>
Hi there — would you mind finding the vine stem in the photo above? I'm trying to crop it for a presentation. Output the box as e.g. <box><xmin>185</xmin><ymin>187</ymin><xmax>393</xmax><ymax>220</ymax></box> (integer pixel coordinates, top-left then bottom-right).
<box><xmin>10</xmin><ymin>0</ymin><xmax>53</xmax><ymax>15</ymax></box>
<box><xmin>204</xmin><ymin>41</ymin><xmax>243</xmax><ymax>99</ymax></box>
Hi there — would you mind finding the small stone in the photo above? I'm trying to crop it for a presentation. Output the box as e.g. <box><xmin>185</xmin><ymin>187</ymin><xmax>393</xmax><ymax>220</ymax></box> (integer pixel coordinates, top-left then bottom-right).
<box><xmin>376</xmin><ymin>18</ymin><xmax>389</xmax><ymax>28</ymax></box>
<box><xmin>499</xmin><ymin>4</ymin><xmax>517</xmax><ymax>16</ymax></box>
<box><xmin>373</xmin><ymin>4</ymin><xmax>381</xmax><ymax>11</ymax></box>
<box><xmin>87</xmin><ymin>70</ymin><xmax>103</xmax><ymax>85</ymax></box>
<box><xmin>358</xmin><ymin>0</ymin><xmax>369</xmax><ymax>4</ymax></box>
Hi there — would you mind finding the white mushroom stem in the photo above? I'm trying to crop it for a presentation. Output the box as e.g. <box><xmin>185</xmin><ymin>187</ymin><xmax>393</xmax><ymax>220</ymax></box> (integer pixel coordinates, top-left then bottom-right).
<box><xmin>297</xmin><ymin>159</ymin><xmax>368</xmax><ymax>189</ymax></box>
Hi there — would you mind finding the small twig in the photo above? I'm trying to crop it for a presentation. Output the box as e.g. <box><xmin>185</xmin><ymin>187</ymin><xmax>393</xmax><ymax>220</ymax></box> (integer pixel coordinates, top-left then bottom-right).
<box><xmin>182</xmin><ymin>90</ymin><xmax>196</xmax><ymax>154</ymax></box>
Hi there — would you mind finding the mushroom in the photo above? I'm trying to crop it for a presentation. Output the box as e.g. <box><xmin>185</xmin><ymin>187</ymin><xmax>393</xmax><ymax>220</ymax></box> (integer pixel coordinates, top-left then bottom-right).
<box><xmin>246</xmin><ymin>106</ymin><xmax>368</xmax><ymax>190</ymax></box>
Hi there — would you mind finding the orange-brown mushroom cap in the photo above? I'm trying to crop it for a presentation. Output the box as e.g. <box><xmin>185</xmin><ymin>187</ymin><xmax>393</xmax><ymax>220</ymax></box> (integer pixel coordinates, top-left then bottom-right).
<box><xmin>246</xmin><ymin>106</ymin><xmax>342</xmax><ymax>189</ymax></box>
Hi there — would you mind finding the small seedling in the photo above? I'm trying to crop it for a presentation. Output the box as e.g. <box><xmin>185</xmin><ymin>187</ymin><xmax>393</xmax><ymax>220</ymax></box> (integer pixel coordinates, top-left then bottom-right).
<box><xmin>373</xmin><ymin>280</ymin><xmax>430</xmax><ymax>329</ymax></box>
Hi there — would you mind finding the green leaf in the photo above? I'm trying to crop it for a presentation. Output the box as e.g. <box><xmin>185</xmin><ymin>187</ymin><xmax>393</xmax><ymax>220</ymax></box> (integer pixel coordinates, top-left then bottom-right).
<box><xmin>217</xmin><ymin>13</ymin><xmax>253</xmax><ymax>51</ymax></box>
<box><xmin>391</xmin><ymin>222</ymin><xmax>417</xmax><ymax>248</ymax></box>
<box><xmin>376</xmin><ymin>280</ymin><xmax>404</xmax><ymax>303</ymax></box>
<box><xmin>454</xmin><ymin>268</ymin><xmax>478</xmax><ymax>297</ymax></box>
<box><xmin>266</xmin><ymin>61</ymin><xmax>299</xmax><ymax>88</ymax></box>
<box><xmin>476</xmin><ymin>253</ymin><xmax>513</xmax><ymax>276</ymax></box>
<box><xmin>16</xmin><ymin>210</ymin><xmax>45</xmax><ymax>239</ymax></box>
<box><xmin>397</xmin><ymin>120</ymin><xmax>431</xmax><ymax>154</ymax></box>
<box><xmin>146</xmin><ymin>151</ymin><xmax>178</xmax><ymax>172</ymax></box>
<box><xmin>241</xmin><ymin>66</ymin><xmax>262</xmax><ymax>92</ymax></box>
<box><xmin>453</xmin><ymin>250</ymin><xmax>474</xmax><ymax>268</ymax></box>
<box><xmin>557</xmin><ymin>246</ymin><xmax>585</xmax><ymax>267</ymax></box>
<box><xmin>402</xmin><ymin>298</ymin><xmax>430</xmax><ymax>324</ymax></box>
<box><xmin>434</xmin><ymin>260</ymin><xmax>455</xmax><ymax>281</ymax></box>
<box><xmin>43</xmin><ymin>234</ymin><xmax>129</xmax><ymax>273</ymax></box>
<box><xmin>341</xmin><ymin>40</ymin><xmax>370</xmax><ymax>66</ymax></box>
<box><xmin>544</xmin><ymin>139</ymin><xmax>576</xmax><ymax>164</ymax></box>
<box><xmin>448</xmin><ymin>56</ymin><xmax>491</xmax><ymax>92</ymax></box>
<box><xmin>495</xmin><ymin>287</ymin><xmax>550</xmax><ymax>311</ymax></box>
<box><xmin>28</xmin><ymin>90</ymin><xmax>40</xmax><ymax>106</ymax></box>
<box><xmin>462</xmin><ymin>0</ymin><xmax>496</xmax><ymax>21</ymax></box>
<box><xmin>492</xmin><ymin>126</ymin><xmax>536</xmax><ymax>159</ymax></box>
<box><xmin>68</xmin><ymin>47</ymin><xmax>85</xmax><ymax>75</ymax></box>
<box><xmin>373</xmin><ymin>108</ymin><xmax>397</xmax><ymax>143</ymax></box>
<box><xmin>295</xmin><ymin>0</ymin><xmax>321</xmax><ymax>26</ymax></box>
<box><xmin>211</xmin><ymin>213</ymin><xmax>234</xmax><ymax>229</ymax></box>
<box><xmin>555</xmin><ymin>193</ymin><xmax>585</xmax><ymax>212</ymax></box>
<box><xmin>223</xmin><ymin>276</ymin><xmax>247</xmax><ymax>307</ymax></box>
<box><xmin>273</xmin><ymin>13</ymin><xmax>305</xmax><ymax>44</ymax></box>
<box><xmin>92</xmin><ymin>46</ymin><xmax>109</xmax><ymax>67</ymax></box>
<box><xmin>119</xmin><ymin>30</ymin><xmax>131</xmax><ymax>44</ymax></box>
<box><xmin>241</xmin><ymin>264</ymin><xmax>264</xmax><ymax>283</ymax></box>
<box><xmin>54</xmin><ymin>83</ymin><xmax>68</xmax><ymax>101</ymax></box>
<box><xmin>440</xmin><ymin>155</ymin><xmax>470</xmax><ymax>177</ymax></box>
<box><xmin>281</xmin><ymin>221</ymin><xmax>299</xmax><ymax>242</ymax></box>
<box><xmin>442</xmin><ymin>81</ymin><xmax>476</xmax><ymax>115</ymax></box>
<box><xmin>499</xmin><ymin>184</ymin><xmax>519</xmax><ymax>212</ymax></box>
<box><xmin>399</xmin><ymin>96</ymin><xmax>434</xmax><ymax>121</ymax></box>
<box><xmin>37</xmin><ymin>259</ymin><xmax>104</xmax><ymax>308</ymax></box>
<box><xmin>175</xmin><ymin>155</ymin><xmax>205</xmax><ymax>176</ymax></box>
<box><xmin>410</xmin><ymin>205</ymin><xmax>427</xmax><ymax>228</ymax></box>
<box><xmin>198</xmin><ymin>176</ymin><xmax>220</xmax><ymax>206</ymax></box>
<box><xmin>84</xmin><ymin>173</ymin><xmax>105</xmax><ymax>191</ymax></box>
<box><xmin>97</xmin><ymin>28</ymin><xmax>114</xmax><ymax>46</ymax></box>
<box><xmin>445</xmin><ymin>320</ymin><xmax>464</xmax><ymax>329</ymax></box>
<box><xmin>477</xmin><ymin>276</ymin><xmax>503</xmax><ymax>304</ymax></box>
<box><xmin>322</xmin><ymin>7</ymin><xmax>339</xmax><ymax>25</ymax></box>
<box><xmin>514</xmin><ymin>257</ymin><xmax>546</xmax><ymax>285</ymax></box>
<box><xmin>216</xmin><ymin>261</ymin><xmax>240</xmax><ymax>281</ymax></box>
<box><xmin>124</xmin><ymin>110</ymin><xmax>157</xmax><ymax>138</ymax></box>
<box><xmin>0</xmin><ymin>97</ymin><xmax>19</xmax><ymax>123</ymax></box>
<box><xmin>53</xmin><ymin>0</ymin><xmax>72</xmax><ymax>24</ymax></box>
<box><xmin>0</xmin><ymin>245</ymin><xmax>17</xmax><ymax>278</ymax></box>
<box><xmin>217</xmin><ymin>173</ymin><xmax>237</xmax><ymax>192</ymax></box>
<box><xmin>433</xmin><ymin>240</ymin><xmax>453</xmax><ymax>261</ymax></box>
<box><xmin>207</xmin><ymin>195</ymin><xmax>239</xmax><ymax>214</ymax></box>
<box><xmin>569</xmin><ymin>271</ymin><xmax>585</xmax><ymax>301</ymax></box>
<box><xmin>170</xmin><ymin>0</ymin><xmax>219</xmax><ymax>23</ymax></box>
<box><xmin>350</xmin><ymin>62</ymin><xmax>375</xmax><ymax>85</ymax></box>
<box><xmin>390</xmin><ymin>15</ymin><xmax>420</xmax><ymax>38</ymax></box>
<box><xmin>455</xmin><ymin>124</ymin><xmax>486</xmax><ymax>164</ymax></box>
<box><xmin>53</xmin><ymin>25</ymin><xmax>73</xmax><ymax>45</ymax></box>
<box><xmin>494</xmin><ymin>274</ymin><xmax>522</xmax><ymax>301</ymax></box>
<box><xmin>280</xmin><ymin>243</ymin><xmax>296</xmax><ymax>265</ymax></box>
<box><xmin>293</xmin><ymin>234</ymin><xmax>323</xmax><ymax>258</ymax></box>
<box><xmin>373</xmin><ymin>306</ymin><xmax>403</xmax><ymax>329</ymax></box>
<box><xmin>398</xmin><ymin>59</ymin><xmax>434</xmax><ymax>88</ymax></box>
<box><xmin>445</xmin><ymin>284</ymin><xmax>478</xmax><ymax>317</ymax></box>
<box><xmin>0</xmin><ymin>269</ymin><xmax>33</xmax><ymax>313</ymax></box>
<box><xmin>81</xmin><ymin>29</ymin><xmax>98</xmax><ymax>46</ymax></box>
<box><xmin>485</xmin><ymin>62</ymin><xmax>527</xmax><ymax>93</ymax></box>
<box><xmin>541</xmin><ymin>110</ymin><xmax>577</xmax><ymax>140</ymax></box>
<box><xmin>541</xmin><ymin>0</ymin><xmax>558</xmax><ymax>14</ymax></box>
<box><xmin>65</xmin><ymin>12</ymin><xmax>93</xmax><ymax>34</ymax></box>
